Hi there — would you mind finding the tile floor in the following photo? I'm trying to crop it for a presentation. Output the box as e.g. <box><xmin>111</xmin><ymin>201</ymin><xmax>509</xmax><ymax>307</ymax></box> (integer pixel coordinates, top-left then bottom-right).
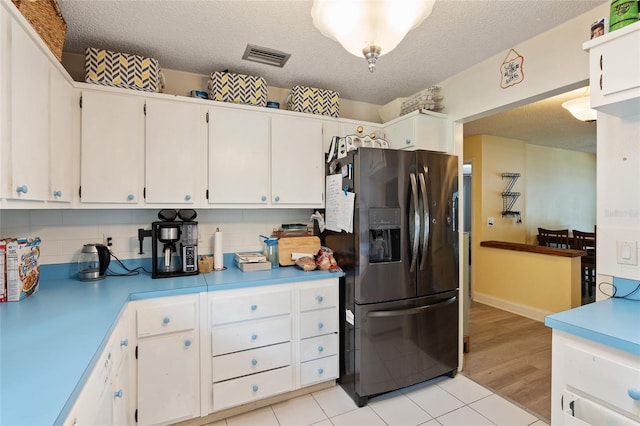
<box><xmin>205</xmin><ymin>374</ymin><xmax>549</xmax><ymax>426</ymax></box>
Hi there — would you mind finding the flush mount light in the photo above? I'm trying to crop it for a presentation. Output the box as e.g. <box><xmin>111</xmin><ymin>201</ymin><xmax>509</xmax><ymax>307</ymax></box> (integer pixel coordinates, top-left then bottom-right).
<box><xmin>562</xmin><ymin>96</ymin><xmax>597</xmax><ymax>122</ymax></box>
<box><xmin>311</xmin><ymin>0</ymin><xmax>435</xmax><ymax>72</ymax></box>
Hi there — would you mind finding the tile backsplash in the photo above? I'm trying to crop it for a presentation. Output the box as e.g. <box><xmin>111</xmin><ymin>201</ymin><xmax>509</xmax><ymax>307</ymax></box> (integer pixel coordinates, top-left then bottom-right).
<box><xmin>0</xmin><ymin>209</ymin><xmax>315</xmax><ymax>265</ymax></box>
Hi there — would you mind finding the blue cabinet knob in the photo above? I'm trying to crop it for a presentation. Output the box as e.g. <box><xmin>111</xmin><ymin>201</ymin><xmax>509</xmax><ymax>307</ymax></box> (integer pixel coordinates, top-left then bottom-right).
<box><xmin>252</xmin><ymin>385</ymin><xmax>259</xmax><ymax>392</ymax></box>
<box><xmin>163</xmin><ymin>317</ymin><xmax>170</xmax><ymax>325</ymax></box>
<box><xmin>317</xmin><ymin>368</ymin><xmax>324</xmax><ymax>375</ymax></box>
<box><xmin>185</xmin><ymin>194</ymin><xmax>191</xmax><ymax>201</ymax></box>
<box><xmin>316</xmin><ymin>295</ymin><xmax>324</xmax><ymax>303</ymax></box>
<box><xmin>251</xmin><ymin>333</ymin><xmax>258</xmax><ymax>341</ymax></box>
<box><xmin>16</xmin><ymin>185</ymin><xmax>28</xmax><ymax>194</ymax></box>
<box><xmin>261</xmin><ymin>195</ymin><xmax>267</xmax><ymax>202</ymax></box>
<box><xmin>318</xmin><ymin>345</ymin><xmax>324</xmax><ymax>352</ymax></box>
<box><xmin>120</xmin><ymin>339</ymin><xmax>128</xmax><ymax>347</ymax></box>
<box><xmin>405</xmin><ymin>138</ymin><xmax>411</xmax><ymax>145</ymax></box>
<box><xmin>127</xmin><ymin>194</ymin><xmax>135</xmax><ymax>201</ymax></box>
<box><xmin>53</xmin><ymin>190</ymin><xmax>62</xmax><ymax>197</ymax></box>
<box><xmin>114</xmin><ymin>390</ymin><xmax>123</xmax><ymax>398</ymax></box>
<box><xmin>274</xmin><ymin>196</ymin><xmax>280</xmax><ymax>202</ymax></box>
<box><xmin>251</xmin><ymin>358</ymin><xmax>258</xmax><ymax>366</ymax></box>
<box><xmin>250</xmin><ymin>304</ymin><xmax>257</xmax><ymax>311</ymax></box>
<box><xmin>629</xmin><ymin>388</ymin><xmax>640</xmax><ymax>401</ymax></box>
<box><xmin>318</xmin><ymin>322</ymin><xmax>324</xmax><ymax>329</ymax></box>
<box><xmin>184</xmin><ymin>339</ymin><xmax>192</xmax><ymax>348</ymax></box>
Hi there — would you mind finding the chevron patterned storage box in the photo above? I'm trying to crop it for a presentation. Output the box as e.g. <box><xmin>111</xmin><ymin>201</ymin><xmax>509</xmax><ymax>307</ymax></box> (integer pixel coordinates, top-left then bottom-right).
<box><xmin>85</xmin><ymin>47</ymin><xmax>160</xmax><ymax>92</ymax></box>
<box><xmin>287</xmin><ymin>86</ymin><xmax>340</xmax><ymax>118</ymax></box>
<box><xmin>208</xmin><ymin>72</ymin><xmax>268</xmax><ymax>107</ymax></box>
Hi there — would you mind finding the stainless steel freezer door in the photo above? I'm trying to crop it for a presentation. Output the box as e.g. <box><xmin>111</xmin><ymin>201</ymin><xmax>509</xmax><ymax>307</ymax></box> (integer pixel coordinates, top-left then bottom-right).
<box><xmin>354</xmin><ymin>291</ymin><xmax>459</xmax><ymax>399</ymax></box>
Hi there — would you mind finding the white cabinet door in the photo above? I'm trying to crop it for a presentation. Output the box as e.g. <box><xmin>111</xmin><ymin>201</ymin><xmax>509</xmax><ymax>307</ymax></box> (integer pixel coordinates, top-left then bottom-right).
<box><xmin>49</xmin><ymin>66</ymin><xmax>75</xmax><ymax>203</ymax></box>
<box><xmin>9</xmin><ymin>21</ymin><xmax>49</xmax><ymax>201</ymax></box>
<box><xmin>80</xmin><ymin>91</ymin><xmax>144</xmax><ymax>204</ymax></box>
<box><xmin>271</xmin><ymin>115</ymin><xmax>324</xmax><ymax>206</ymax></box>
<box><xmin>137</xmin><ymin>331</ymin><xmax>200</xmax><ymax>425</ymax></box>
<box><xmin>112</xmin><ymin>350</ymin><xmax>131</xmax><ymax>426</ymax></box>
<box><xmin>145</xmin><ymin>99</ymin><xmax>205</xmax><ymax>204</ymax></box>
<box><xmin>385</xmin><ymin>111</ymin><xmax>449</xmax><ymax>152</ymax></box>
<box><xmin>208</xmin><ymin>107</ymin><xmax>270</xmax><ymax>205</ymax></box>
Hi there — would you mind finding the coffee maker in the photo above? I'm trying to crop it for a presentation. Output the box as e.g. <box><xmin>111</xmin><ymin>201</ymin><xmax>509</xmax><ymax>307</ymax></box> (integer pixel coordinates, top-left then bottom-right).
<box><xmin>150</xmin><ymin>220</ymin><xmax>198</xmax><ymax>278</ymax></box>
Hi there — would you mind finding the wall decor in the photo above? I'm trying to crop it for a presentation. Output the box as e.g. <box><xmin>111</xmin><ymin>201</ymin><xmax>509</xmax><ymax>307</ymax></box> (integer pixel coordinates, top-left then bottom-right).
<box><xmin>500</xmin><ymin>48</ymin><xmax>525</xmax><ymax>89</ymax></box>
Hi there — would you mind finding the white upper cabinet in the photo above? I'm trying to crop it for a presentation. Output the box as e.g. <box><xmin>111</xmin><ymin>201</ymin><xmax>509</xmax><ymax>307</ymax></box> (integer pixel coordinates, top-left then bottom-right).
<box><xmin>49</xmin><ymin>66</ymin><xmax>75</xmax><ymax>203</ymax></box>
<box><xmin>384</xmin><ymin>110</ymin><xmax>450</xmax><ymax>152</ymax></box>
<box><xmin>145</xmin><ymin>99</ymin><xmax>205</xmax><ymax>204</ymax></box>
<box><xmin>80</xmin><ymin>90</ymin><xmax>144</xmax><ymax>204</ymax></box>
<box><xmin>207</xmin><ymin>107</ymin><xmax>271</xmax><ymax>205</ymax></box>
<box><xmin>585</xmin><ymin>22</ymin><xmax>640</xmax><ymax>117</ymax></box>
<box><xmin>271</xmin><ymin>115</ymin><xmax>324</xmax><ymax>207</ymax></box>
<box><xmin>8</xmin><ymin>19</ymin><xmax>50</xmax><ymax>201</ymax></box>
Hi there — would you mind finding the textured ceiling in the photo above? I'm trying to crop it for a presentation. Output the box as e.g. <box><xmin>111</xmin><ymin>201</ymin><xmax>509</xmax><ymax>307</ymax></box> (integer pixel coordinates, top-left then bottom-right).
<box><xmin>57</xmin><ymin>0</ymin><xmax>604</xmax><ymax>152</ymax></box>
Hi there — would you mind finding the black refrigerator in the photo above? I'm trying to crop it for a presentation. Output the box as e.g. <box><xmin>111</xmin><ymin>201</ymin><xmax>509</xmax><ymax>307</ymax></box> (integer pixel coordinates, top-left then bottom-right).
<box><xmin>323</xmin><ymin>147</ymin><xmax>459</xmax><ymax>407</ymax></box>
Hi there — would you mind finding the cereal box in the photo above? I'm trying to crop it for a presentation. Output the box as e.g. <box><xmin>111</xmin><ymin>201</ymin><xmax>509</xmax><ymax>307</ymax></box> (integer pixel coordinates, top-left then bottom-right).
<box><xmin>0</xmin><ymin>241</ymin><xmax>6</xmax><ymax>303</ymax></box>
<box><xmin>6</xmin><ymin>238</ymin><xmax>41</xmax><ymax>302</ymax></box>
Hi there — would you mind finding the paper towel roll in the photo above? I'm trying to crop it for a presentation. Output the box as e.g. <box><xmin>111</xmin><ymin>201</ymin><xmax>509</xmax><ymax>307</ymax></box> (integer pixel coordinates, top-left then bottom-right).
<box><xmin>214</xmin><ymin>228</ymin><xmax>224</xmax><ymax>270</ymax></box>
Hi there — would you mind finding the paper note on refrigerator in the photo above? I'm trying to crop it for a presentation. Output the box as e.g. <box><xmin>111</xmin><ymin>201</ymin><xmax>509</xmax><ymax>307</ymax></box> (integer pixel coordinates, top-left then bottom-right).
<box><xmin>325</xmin><ymin>174</ymin><xmax>355</xmax><ymax>233</ymax></box>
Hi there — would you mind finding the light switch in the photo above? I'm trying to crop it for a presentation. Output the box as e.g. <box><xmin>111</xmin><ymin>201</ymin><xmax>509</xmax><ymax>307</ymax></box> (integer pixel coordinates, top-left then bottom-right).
<box><xmin>616</xmin><ymin>241</ymin><xmax>638</xmax><ymax>265</ymax></box>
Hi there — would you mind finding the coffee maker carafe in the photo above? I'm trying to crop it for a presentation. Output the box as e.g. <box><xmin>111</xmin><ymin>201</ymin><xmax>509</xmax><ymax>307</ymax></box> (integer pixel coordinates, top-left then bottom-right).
<box><xmin>151</xmin><ymin>220</ymin><xmax>199</xmax><ymax>278</ymax></box>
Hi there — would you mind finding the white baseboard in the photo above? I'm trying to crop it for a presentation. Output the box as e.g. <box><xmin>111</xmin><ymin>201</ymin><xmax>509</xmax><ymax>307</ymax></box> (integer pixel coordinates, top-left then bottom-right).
<box><xmin>472</xmin><ymin>292</ymin><xmax>552</xmax><ymax>323</ymax></box>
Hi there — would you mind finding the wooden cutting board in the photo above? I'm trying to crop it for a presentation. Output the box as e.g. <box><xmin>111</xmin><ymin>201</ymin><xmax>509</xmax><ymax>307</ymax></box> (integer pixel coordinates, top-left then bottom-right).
<box><xmin>278</xmin><ymin>236</ymin><xmax>321</xmax><ymax>266</ymax></box>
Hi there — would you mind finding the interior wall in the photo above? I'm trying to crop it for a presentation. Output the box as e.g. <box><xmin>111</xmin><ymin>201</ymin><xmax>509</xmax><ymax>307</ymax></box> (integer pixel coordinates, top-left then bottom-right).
<box><xmin>524</xmin><ymin>144</ymin><xmax>597</xmax><ymax>243</ymax></box>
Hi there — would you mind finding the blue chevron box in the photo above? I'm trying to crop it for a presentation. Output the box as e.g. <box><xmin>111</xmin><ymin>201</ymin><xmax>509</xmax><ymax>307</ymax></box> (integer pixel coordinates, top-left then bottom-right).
<box><xmin>287</xmin><ymin>85</ymin><xmax>340</xmax><ymax>118</ymax></box>
<box><xmin>85</xmin><ymin>47</ymin><xmax>160</xmax><ymax>92</ymax></box>
<box><xmin>208</xmin><ymin>71</ymin><xmax>268</xmax><ymax>107</ymax></box>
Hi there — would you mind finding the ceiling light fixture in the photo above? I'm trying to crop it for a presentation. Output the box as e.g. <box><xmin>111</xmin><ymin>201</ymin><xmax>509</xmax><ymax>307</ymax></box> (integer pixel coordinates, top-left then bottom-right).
<box><xmin>311</xmin><ymin>0</ymin><xmax>435</xmax><ymax>73</ymax></box>
<box><xmin>562</xmin><ymin>96</ymin><xmax>597</xmax><ymax>122</ymax></box>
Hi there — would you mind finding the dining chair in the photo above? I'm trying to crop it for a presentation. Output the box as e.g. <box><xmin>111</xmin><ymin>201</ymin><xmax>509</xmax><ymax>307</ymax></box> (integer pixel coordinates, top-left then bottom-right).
<box><xmin>573</xmin><ymin>229</ymin><xmax>597</xmax><ymax>301</ymax></box>
<box><xmin>537</xmin><ymin>227</ymin><xmax>570</xmax><ymax>249</ymax></box>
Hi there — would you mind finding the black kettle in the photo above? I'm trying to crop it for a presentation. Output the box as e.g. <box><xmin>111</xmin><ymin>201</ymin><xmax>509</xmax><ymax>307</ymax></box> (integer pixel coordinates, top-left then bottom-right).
<box><xmin>78</xmin><ymin>243</ymin><xmax>111</xmax><ymax>281</ymax></box>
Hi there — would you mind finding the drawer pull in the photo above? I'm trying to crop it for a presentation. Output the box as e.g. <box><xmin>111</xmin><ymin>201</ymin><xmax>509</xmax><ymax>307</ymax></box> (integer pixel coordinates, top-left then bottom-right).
<box><xmin>629</xmin><ymin>388</ymin><xmax>640</xmax><ymax>401</ymax></box>
<box><xmin>251</xmin><ymin>333</ymin><xmax>258</xmax><ymax>341</ymax></box>
<box><xmin>318</xmin><ymin>322</ymin><xmax>324</xmax><ymax>330</ymax></box>
<box><xmin>163</xmin><ymin>317</ymin><xmax>171</xmax><ymax>325</ymax></box>
<box><xmin>184</xmin><ymin>339</ymin><xmax>192</xmax><ymax>348</ymax></box>
<box><xmin>16</xmin><ymin>185</ymin><xmax>28</xmax><ymax>194</ymax></box>
<box><xmin>316</xmin><ymin>295</ymin><xmax>324</xmax><ymax>303</ymax></box>
<box><xmin>114</xmin><ymin>390</ymin><xmax>123</xmax><ymax>398</ymax></box>
<box><xmin>251</xmin><ymin>358</ymin><xmax>258</xmax><ymax>366</ymax></box>
<box><xmin>318</xmin><ymin>345</ymin><xmax>324</xmax><ymax>353</ymax></box>
<box><xmin>252</xmin><ymin>385</ymin><xmax>259</xmax><ymax>392</ymax></box>
<box><xmin>317</xmin><ymin>368</ymin><xmax>324</xmax><ymax>375</ymax></box>
<box><xmin>120</xmin><ymin>339</ymin><xmax>128</xmax><ymax>347</ymax></box>
<box><xmin>251</xmin><ymin>304</ymin><xmax>258</xmax><ymax>311</ymax></box>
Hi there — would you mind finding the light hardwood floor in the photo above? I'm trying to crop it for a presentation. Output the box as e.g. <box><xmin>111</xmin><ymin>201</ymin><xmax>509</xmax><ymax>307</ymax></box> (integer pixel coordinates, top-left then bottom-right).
<box><xmin>462</xmin><ymin>301</ymin><xmax>552</xmax><ymax>422</ymax></box>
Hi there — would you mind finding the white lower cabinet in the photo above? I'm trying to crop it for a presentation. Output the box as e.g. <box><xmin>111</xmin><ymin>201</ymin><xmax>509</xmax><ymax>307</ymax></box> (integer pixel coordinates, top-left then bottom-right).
<box><xmin>551</xmin><ymin>330</ymin><xmax>640</xmax><ymax>425</ymax></box>
<box><xmin>64</xmin><ymin>306</ymin><xmax>134</xmax><ymax>426</ymax></box>
<box><xmin>135</xmin><ymin>294</ymin><xmax>200</xmax><ymax>426</ymax></box>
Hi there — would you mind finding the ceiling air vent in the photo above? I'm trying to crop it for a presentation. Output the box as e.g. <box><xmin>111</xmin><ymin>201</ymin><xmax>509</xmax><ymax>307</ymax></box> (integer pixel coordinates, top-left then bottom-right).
<box><xmin>242</xmin><ymin>44</ymin><xmax>291</xmax><ymax>68</ymax></box>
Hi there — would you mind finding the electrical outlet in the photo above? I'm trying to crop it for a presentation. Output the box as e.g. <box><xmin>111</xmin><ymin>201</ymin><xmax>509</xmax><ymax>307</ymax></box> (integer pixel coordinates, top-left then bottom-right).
<box><xmin>103</xmin><ymin>234</ymin><xmax>115</xmax><ymax>252</ymax></box>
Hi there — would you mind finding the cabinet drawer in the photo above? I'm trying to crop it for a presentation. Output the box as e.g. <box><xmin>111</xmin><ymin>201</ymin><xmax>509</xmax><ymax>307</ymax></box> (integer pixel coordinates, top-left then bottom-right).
<box><xmin>212</xmin><ymin>342</ymin><xmax>291</xmax><ymax>383</ymax></box>
<box><xmin>300</xmin><ymin>333</ymin><xmax>338</xmax><ymax>362</ymax></box>
<box><xmin>211</xmin><ymin>288</ymin><xmax>291</xmax><ymax>325</ymax></box>
<box><xmin>212</xmin><ymin>316</ymin><xmax>291</xmax><ymax>356</ymax></box>
<box><xmin>299</xmin><ymin>281</ymin><xmax>338</xmax><ymax>312</ymax></box>
<box><xmin>300</xmin><ymin>309</ymin><xmax>338</xmax><ymax>339</ymax></box>
<box><xmin>300</xmin><ymin>355</ymin><xmax>338</xmax><ymax>386</ymax></box>
<box><xmin>212</xmin><ymin>366</ymin><xmax>293</xmax><ymax>411</ymax></box>
<box><xmin>137</xmin><ymin>299</ymin><xmax>197</xmax><ymax>337</ymax></box>
<box><xmin>566</xmin><ymin>345</ymin><xmax>640</xmax><ymax>420</ymax></box>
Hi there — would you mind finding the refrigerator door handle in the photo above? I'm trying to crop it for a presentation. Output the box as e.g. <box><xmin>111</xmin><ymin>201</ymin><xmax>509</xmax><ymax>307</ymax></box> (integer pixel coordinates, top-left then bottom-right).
<box><xmin>409</xmin><ymin>173</ymin><xmax>420</xmax><ymax>272</ymax></box>
<box><xmin>418</xmin><ymin>172</ymin><xmax>429</xmax><ymax>270</ymax></box>
<box><xmin>366</xmin><ymin>296</ymin><xmax>457</xmax><ymax>317</ymax></box>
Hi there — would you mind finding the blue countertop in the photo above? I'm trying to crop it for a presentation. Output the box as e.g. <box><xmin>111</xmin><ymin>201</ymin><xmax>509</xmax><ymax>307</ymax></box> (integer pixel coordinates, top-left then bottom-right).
<box><xmin>0</xmin><ymin>260</ymin><xmax>340</xmax><ymax>426</ymax></box>
<box><xmin>545</xmin><ymin>298</ymin><xmax>640</xmax><ymax>355</ymax></box>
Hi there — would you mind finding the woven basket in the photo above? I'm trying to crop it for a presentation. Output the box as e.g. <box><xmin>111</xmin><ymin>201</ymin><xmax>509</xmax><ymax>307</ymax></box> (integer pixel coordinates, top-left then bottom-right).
<box><xmin>11</xmin><ymin>0</ymin><xmax>67</xmax><ymax>62</ymax></box>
